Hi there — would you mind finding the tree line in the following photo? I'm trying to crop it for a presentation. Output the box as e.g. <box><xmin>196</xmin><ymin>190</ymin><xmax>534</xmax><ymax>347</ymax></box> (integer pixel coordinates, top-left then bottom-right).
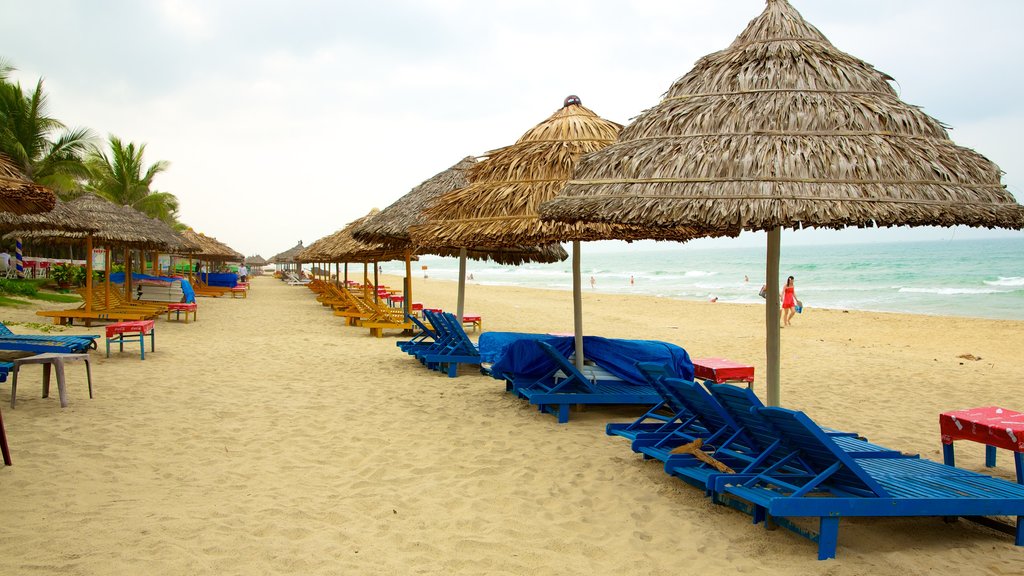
<box><xmin>0</xmin><ymin>57</ymin><xmax>184</xmax><ymax>228</ymax></box>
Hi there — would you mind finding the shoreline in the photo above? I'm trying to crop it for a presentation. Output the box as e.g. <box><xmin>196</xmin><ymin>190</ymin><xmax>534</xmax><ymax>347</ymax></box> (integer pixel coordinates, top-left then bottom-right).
<box><xmin>2</xmin><ymin>275</ymin><xmax>1023</xmax><ymax>574</ymax></box>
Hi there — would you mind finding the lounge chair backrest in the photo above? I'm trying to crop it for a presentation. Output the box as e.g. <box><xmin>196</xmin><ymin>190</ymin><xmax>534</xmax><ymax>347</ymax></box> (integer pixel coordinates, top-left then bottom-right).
<box><xmin>707</xmin><ymin>383</ymin><xmax>785</xmax><ymax>453</ymax></box>
<box><xmin>755</xmin><ymin>407</ymin><xmax>888</xmax><ymax>497</ymax></box>
<box><xmin>662</xmin><ymin>378</ymin><xmax>746</xmax><ymax>444</ymax></box>
<box><xmin>635</xmin><ymin>362</ymin><xmax>691</xmax><ymax>416</ymax></box>
<box><xmin>442</xmin><ymin>313</ymin><xmax>476</xmax><ymax>350</ymax></box>
<box><xmin>536</xmin><ymin>340</ymin><xmax>598</xmax><ymax>393</ymax></box>
<box><xmin>0</xmin><ymin>323</ymin><xmax>12</xmax><ymax>336</ymax></box>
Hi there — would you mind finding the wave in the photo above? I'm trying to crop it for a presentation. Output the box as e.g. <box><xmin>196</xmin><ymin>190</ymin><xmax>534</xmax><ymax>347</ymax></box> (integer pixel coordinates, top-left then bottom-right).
<box><xmin>897</xmin><ymin>286</ymin><xmax>1005</xmax><ymax>295</ymax></box>
<box><xmin>984</xmin><ymin>276</ymin><xmax>1024</xmax><ymax>287</ymax></box>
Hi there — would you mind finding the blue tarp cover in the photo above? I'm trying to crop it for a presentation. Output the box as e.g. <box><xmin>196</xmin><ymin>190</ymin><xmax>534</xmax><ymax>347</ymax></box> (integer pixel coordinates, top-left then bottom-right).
<box><xmin>484</xmin><ymin>333</ymin><xmax>694</xmax><ymax>386</ymax></box>
<box><xmin>109</xmin><ymin>272</ymin><xmax>195</xmax><ymax>303</ymax></box>
<box><xmin>200</xmin><ymin>272</ymin><xmax>238</xmax><ymax>288</ymax></box>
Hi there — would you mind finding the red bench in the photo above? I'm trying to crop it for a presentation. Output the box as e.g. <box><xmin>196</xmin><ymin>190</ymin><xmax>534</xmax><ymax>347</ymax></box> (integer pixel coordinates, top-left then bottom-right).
<box><xmin>691</xmin><ymin>357</ymin><xmax>755</xmax><ymax>389</ymax></box>
<box><xmin>105</xmin><ymin>319</ymin><xmax>156</xmax><ymax>360</ymax></box>
<box><xmin>166</xmin><ymin>302</ymin><xmax>198</xmax><ymax>323</ymax></box>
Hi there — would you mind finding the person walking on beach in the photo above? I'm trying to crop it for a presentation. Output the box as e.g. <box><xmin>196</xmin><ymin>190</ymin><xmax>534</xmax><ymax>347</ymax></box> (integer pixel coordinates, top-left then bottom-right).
<box><xmin>781</xmin><ymin>275</ymin><xmax>797</xmax><ymax>327</ymax></box>
<box><xmin>238</xmin><ymin>263</ymin><xmax>248</xmax><ymax>283</ymax></box>
<box><xmin>590</xmin><ymin>276</ymin><xmax>596</xmax><ymax>289</ymax></box>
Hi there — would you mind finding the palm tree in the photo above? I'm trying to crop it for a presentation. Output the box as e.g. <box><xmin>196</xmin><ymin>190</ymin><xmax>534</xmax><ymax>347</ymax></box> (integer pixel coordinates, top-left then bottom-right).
<box><xmin>86</xmin><ymin>135</ymin><xmax>181</xmax><ymax>224</ymax></box>
<box><xmin>0</xmin><ymin>70</ymin><xmax>94</xmax><ymax>195</ymax></box>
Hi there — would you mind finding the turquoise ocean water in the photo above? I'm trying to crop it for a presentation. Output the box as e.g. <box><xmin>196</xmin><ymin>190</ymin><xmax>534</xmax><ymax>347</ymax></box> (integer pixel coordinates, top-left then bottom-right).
<box><xmin>384</xmin><ymin>237</ymin><xmax>1024</xmax><ymax>321</ymax></box>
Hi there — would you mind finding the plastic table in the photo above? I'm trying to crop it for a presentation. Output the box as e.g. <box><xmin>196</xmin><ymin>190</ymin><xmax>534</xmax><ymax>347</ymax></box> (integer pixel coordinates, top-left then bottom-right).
<box><xmin>10</xmin><ymin>352</ymin><xmax>93</xmax><ymax>408</ymax></box>
<box><xmin>105</xmin><ymin>320</ymin><xmax>156</xmax><ymax>360</ymax></box>
<box><xmin>941</xmin><ymin>406</ymin><xmax>1024</xmax><ymax>484</ymax></box>
<box><xmin>691</xmin><ymin>357</ymin><xmax>755</xmax><ymax>389</ymax></box>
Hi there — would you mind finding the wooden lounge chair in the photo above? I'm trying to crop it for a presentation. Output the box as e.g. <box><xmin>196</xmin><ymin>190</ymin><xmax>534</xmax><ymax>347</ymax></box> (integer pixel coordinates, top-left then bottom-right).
<box><xmin>718</xmin><ymin>406</ymin><xmax>1024</xmax><ymax>559</ymax></box>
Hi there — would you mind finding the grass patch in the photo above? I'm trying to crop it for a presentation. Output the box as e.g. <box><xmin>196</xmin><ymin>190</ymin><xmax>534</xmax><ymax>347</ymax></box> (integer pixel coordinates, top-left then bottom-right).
<box><xmin>2</xmin><ymin>320</ymin><xmax>69</xmax><ymax>333</ymax></box>
<box><xmin>30</xmin><ymin>292</ymin><xmax>81</xmax><ymax>303</ymax></box>
<box><xmin>0</xmin><ymin>296</ymin><xmax>34</xmax><ymax>307</ymax></box>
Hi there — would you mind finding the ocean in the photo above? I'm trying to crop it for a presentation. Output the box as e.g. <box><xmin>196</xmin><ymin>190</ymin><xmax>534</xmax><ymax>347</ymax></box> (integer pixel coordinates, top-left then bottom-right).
<box><xmin>383</xmin><ymin>237</ymin><xmax>1024</xmax><ymax>321</ymax></box>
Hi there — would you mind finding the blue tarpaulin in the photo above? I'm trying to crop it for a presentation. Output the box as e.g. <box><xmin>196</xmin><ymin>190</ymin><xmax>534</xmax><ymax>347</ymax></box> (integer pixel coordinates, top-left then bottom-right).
<box><xmin>109</xmin><ymin>272</ymin><xmax>195</xmax><ymax>303</ymax></box>
<box><xmin>484</xmin><ymin>333</ymin><xmax>694</xmax><ymax>386</ymax></box>
<box><xmin>200</xmin><ymin>272</ymin><xmax>238</xmax><ymax>288</ymax></box>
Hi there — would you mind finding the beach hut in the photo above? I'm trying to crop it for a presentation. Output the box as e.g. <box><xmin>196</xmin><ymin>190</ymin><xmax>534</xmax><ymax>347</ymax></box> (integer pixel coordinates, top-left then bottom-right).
<box><xmin>244</xmin><ymin>254</ymin><xmax>268</xmax><ymax>276</ymax></box>
<box><xmin>541</xmin><ymin>0</ymin><xmax>1024</xmax><ymax>405</ymax></box>
<box><xmin>353</xmin><ymin>156</ymin><xmax>569</xmax><ymax>318</ymax></box>
<box><xmin>271</xmin><ymin>241</ymin><xmax>306</xmax><ymax>279</ymax></box>
<box><xmin>409</xmin><ymin>97</ymin><xmax>696</xmax><ymax>368</ymax></box>
<box><xmin>5</xmin><ymin>194</ymin><xmax>189</xmax><ymax>321</ymax></box>
<box><xmin>0</xmin><ymin>155</ymin><xmax>57</xmax><ymax>215</ymax></box>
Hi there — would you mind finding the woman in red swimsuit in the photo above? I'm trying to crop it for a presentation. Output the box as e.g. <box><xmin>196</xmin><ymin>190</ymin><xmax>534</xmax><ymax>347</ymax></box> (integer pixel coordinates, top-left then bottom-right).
<box><xmin>781</xmin><ymin>275</ymin><xmax>797</xmax><ymax>327</ymax></box>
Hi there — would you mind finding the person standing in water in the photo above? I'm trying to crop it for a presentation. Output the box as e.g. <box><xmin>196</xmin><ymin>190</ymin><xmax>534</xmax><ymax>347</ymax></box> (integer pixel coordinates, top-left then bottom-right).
<box><xmin>781</xmin><ymin>275</ymin><xmax>797</xmax><ymax>327</ymax></box>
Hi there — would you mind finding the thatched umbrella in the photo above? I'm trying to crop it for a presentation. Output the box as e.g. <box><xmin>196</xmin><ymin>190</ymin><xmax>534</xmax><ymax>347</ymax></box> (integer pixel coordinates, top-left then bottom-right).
<box><xmin>353</xmin><ymin>156</ymin><xmax>569</xmax><ymax>317</ymax></box>
<box><xmin>245</xmin><ymin>254</ymin><xmax>268</xmax><ymax>266</ymax></box>
<box><xmin>310</xmin><ymin>210</ymin><xmax>413</xmax><ymax>294</ymax></box>
<box><xmin>175</xmin><ymin>228</ymin><xmax>243</xmax><ymax>281</ymax></box>
<box><xmin>542</xmin><ymin>0</ymin><xmax>1024</xmax><ymax>405</ymax></box>
<box><xmin>271</xmin><ymin>241</ymin><xmax>306</xmax><ymax>277</ymax></box>
<box><xmin>410</xmin><ymin>97</ymin><xmax>698</xmax><ymax>367</ymax></box>
<box><xmin>0</xmin><ymin>155</ymin><xmax>57</xmax><ymax>215</ymax></box>
<box><xmin>5</xmin><ymin>194</ymin><xmax>192</xmax><ymax>314</ymax></box>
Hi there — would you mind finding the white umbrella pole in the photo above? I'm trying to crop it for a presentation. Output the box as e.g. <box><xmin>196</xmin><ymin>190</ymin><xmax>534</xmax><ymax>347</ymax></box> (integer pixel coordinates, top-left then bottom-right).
<box><xmin>573</xmin><ymin>240</ymin><xmax>584</xmax><ymax>370</ymax></box>
<box><xmin>766</xmin><ymin>227</ymin><xmax>782</xmax><ymax>406</ymax></box>
<box><xmin>456</xmin><ymin>247</ymin><xmax>467</xmax><ymax>322</ymax></box>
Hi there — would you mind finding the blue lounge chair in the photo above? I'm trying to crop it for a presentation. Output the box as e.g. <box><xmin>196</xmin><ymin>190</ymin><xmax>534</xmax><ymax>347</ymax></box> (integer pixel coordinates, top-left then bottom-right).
<box><xmin>419</xmin><ymin>312</ymin><xmax>480</xmax><ymax>378</ymax></box>
<box><xmin>515</xmin><ymin>341</ymin><xmax>661</xmax><ymax>424</ymax></box>
<box><xmin>397</xmin><ymin>313</ymin><xmax>437</xmax><ymax>355</ymax></box>
<box><xmin>719</xmin><ymin>406</ymin><xmax>1024</xmax><ymax>559</ymax></box>
<box><xmin>606</xmin><ymin>362</ymin><xmax>696</xmax><ymax>441</ymax></box>
<box><xmin>0</xmin><ymin>323</ymin><xmax>97</xmax><ymax>354</ymax></box>
<box><xmin>631</xmin><ymin>378</ymin><xmax>749</xmax><ymax>464</ymax></box>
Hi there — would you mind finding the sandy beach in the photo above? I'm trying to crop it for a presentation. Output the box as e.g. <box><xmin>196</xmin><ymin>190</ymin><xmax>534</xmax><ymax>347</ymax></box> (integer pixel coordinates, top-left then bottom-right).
<box><xmin>2</xmin><ymin>274</ymin><xmax>1023</xmax><ymax>575</ymax></box>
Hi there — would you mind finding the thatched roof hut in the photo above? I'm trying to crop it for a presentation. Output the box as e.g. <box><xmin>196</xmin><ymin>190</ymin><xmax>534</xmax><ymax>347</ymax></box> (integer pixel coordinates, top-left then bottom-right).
<box><xmin>177</xmin><ymin>228</ymin><xmax>243</xmax><ymax>261</ymax></box>
<box><xmin>355</xmin><ymin>156</ymin><xmax>568</xmax><ymax>265</ymax></box>
<box><xmin>0</xmin><ymin>196</ymin><xmax>100</xmax><ymax>234</ymax></box>
<box><xmin>542</xmin><ymin>0</ymin><xmax>1024</xmax><ymax>234</ymax></box>
<box><xmin>410</xmin><ymin>97</ymin><xmax>675</xmax><ymax>250</ymax></box>
<box><xmin>271</xmin><ymin>241</ymin><xmax>306</xmax><ymax>264</ymax></box>
<box><xmin>540</xmin><ymin>0</ymin><xmax>1024</xmax><ymax>405</ymax></box>
<box><xmin>244</xmin><ymin>254</ymin><xmax>268</xmax><ymax>266</ymax></box>
<box><xmin>302</xmin><ymin>210</ymin><xmax>409</xmax><ymax>264</ymax></box>
<box><xmin>5</xmin><ymin>194</ymin><xmax>186</xmax><ymax>250</ymax></box>
<box><xmin>0</xmin><ymin>154</ymin><xmax>57</xmax><ymax>215</ymax></box>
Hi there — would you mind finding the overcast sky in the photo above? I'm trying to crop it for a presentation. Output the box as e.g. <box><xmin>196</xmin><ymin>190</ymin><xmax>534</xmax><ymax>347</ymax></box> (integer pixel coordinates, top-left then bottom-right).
<box><xmin>2</xmin><ymin>0</ymin><xmax>1022</xmax><ymax>257</ymax></box>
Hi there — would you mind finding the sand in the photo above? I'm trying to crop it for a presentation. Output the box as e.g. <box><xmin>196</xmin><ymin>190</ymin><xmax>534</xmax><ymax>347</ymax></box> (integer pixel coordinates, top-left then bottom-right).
<box><xmin>1</xmin><ymin>274</ymin><xmax>1023</xmax><ymax>575</ymax></box>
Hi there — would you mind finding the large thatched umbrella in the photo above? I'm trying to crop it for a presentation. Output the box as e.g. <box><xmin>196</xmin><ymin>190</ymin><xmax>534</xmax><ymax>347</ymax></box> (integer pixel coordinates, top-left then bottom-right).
<box><xmin>306</xmin><ymin>210</ymin><xmax>412</xmax><ymax>293</ymax></box>
<box><xmin>271</xmin><ymin>241</ymin><xmax>306</xmax><ymax>277</ymax></box>
<box><xmin>245</xmin><ymin>254</ymin><xmax>268</xmax><ymax>266</ymax></box>
<box><xmin>410</xmin><ymin>97</ymin><xmax>696</xmax><ymax>367</ymax></box>
<box><xmin>353</xmin><ymin>156</ymin><xmax>568</xmax><ymax>317</ymax></box>
<box><xmin>6</xmin><ymin>194</ymin><xmax>191</xmax><ymax>314</ymax></box>
<box><xmin>0</xmin><ymin>155</ymin><xmax>57</xmax><ymax>215</ymax></box>
<box><xmin>542</xmin><ymin>0</ymin><xmax>1024</xmax><ymax>405</ymax></box>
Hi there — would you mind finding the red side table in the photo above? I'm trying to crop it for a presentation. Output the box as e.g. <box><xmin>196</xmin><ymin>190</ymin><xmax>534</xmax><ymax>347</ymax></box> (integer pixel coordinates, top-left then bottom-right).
<box><xmin>105</xmin><ymin>319</ymin><xmax>156</xmax><ymax>360</ymax></box>
<box><xmin>691</xmin><ymin>357</ymin><xmax>755</xmax><ymax>389</ymax></box>
<box><xmin>941</xmin><ymin>406</ymin><xmax>1024</xmax><ymax>484</ymax></box>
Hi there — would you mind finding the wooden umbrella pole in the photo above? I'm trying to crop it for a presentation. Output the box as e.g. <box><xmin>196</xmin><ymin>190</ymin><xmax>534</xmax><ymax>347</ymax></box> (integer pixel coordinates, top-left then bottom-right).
<box><xmin>766</xmin><ymin>226</ymin><xmax>782</xmax><ymax>407</ymax></box>
<box><xmin>572</xmin><ymin>240</ymin><xmax>584</xmax><ymax>370</ymax></box>
<box><xmin>104</xmin><ymin>246</ymin><xmax>111</xmax><ymax>310</ymax></box>
<box><xmin>84</xmin><ymin>235</ymin><xmax>94</xmax><ymax>313</ymax></box>
<box><xmin>404</xmin><ymin>250</ymin><xmax>412</xmax><ymax>318</ymax></box>
<box><xmin>373</xmin><ymin>261</ymin><xmax>380</xmax><ymax>305</ymax></box>
<box><xmin>456</xmin><ymin>247</ymin><xmax>467</xmax><ymax>322</ymax></box>
<box><xmin>363</xmin><ymin>262</ymin><xmax>369</xmax><ymax>300</ymax></box>
<box><xmin>344</xmin><ymin>263</ymin><xmax>348</xmax><ymax>286</ymax></box>
<box><xmin>124</xmin><ymin>247</ymin><xmax>132</xmax><ymax>300</ymax></box>
<box><xmin>335</xmin><ymin>262</ymin><xmax>340</xmax><ymax>287</ymax></box>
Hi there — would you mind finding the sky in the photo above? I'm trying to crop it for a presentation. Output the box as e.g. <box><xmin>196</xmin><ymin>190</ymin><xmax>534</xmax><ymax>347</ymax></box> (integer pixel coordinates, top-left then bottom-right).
<box><xmin>2</xmin><ymin>0</ymin><xmax>1023</xmax><ymax>258</ymax></box>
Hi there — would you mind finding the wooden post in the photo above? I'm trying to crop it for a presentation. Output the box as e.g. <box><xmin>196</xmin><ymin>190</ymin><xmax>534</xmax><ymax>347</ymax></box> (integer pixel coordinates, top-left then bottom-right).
<box><xmin>572</xmin><ymin>240</ymin><xmax>584</xmax><ymax>370</ymax></box>
<box><xmin>766</xmin><ymin>227</ymin><xmax>782</xmax><ymax>407</ymax></box>
<box><xmin>104</xmin><ymin>246</ymin><xmax>112</xmax><ymax>310</ymax></box>
<box><xmin>456</xmin><ymin>247</ymin><xmax>467</xmax><ymax>322</ymax></box>
<box><xmin>84</xmin><ymin>235</ymin><xmax>94</xmax><ymax>313</ymax></box>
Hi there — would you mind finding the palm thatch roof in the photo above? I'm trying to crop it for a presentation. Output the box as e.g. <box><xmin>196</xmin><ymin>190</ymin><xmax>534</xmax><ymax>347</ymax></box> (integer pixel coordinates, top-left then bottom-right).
<box><xmin>0</xmin><ymin>196</ymin><xmax>100</xmax><ymax>234</ymax></box>
<box><xmin>177</xmin><ymin>228</ymin><xmax>244</xmax><ymax>261</ymax></box>
<box><xmin>411</xmin><ymin>98</ymin><xmax>691</xmax><ymax>249</ymax></box>
<box><xmin>300</xmin><ymin>210</ymin><xmax>410</xmax><ymax>264</ymax></box>
<box><xmin>4</xmin><ymin>194</ymin><xmax>187</xmax><ymax>250</ymax></box>
<box><xmin>353</xmin><ymin>156</ymin><xmax>569</xmax><ymax>265</ymax></box>
<box><xmin>354</xmin><ymin>157</ymin><xmax>477</xmax><ymax>247</ymax></box>
<box><xmin>245</xmin><ymin>254</ymin><xmax>268</xmax><ymax>266</ymax></box>
<box><xmin>0</xmin><ymin>154</ymin><xmax>57</xmax><ymax>215</ymax></box>
<box><xmin>541</xmin><ymin>0</ymin><xmax>1024</xmax><ymax>234</ymax></box>
<box><xmin>271</xmin><ymin>241</ymin><xmax>305</xmax><ymax>264</ymax></box>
